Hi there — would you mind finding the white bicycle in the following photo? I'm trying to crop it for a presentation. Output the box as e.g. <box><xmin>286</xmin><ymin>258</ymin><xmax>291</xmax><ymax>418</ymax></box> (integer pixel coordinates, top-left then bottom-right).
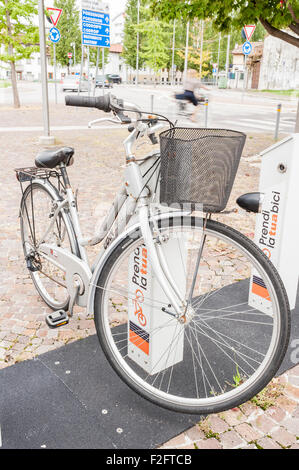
<box><xmin>15</xmin><ymin>93</ymin><xmax>290</xmax><ymax>414</ymax></box>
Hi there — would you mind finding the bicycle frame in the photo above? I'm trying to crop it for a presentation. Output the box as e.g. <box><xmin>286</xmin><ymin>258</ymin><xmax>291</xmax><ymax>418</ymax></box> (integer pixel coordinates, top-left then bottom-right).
<box><xmin>37</xmin><ymin>121</ymin><xmax>190</xmax><ymax>317</ymax></box>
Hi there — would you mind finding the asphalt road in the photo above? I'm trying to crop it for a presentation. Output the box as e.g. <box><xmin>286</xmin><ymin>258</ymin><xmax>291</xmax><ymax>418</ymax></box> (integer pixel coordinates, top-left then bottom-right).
<box><xmin>0</xmin><ymin>81</ymin><xmax>297</xmax><ymax>134</ymax></box>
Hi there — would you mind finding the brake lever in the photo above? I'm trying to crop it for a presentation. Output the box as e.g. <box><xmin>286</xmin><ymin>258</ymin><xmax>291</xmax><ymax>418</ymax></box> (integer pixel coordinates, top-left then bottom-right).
<box><xmin>88</xmin><ymin>115</ymin><xmax>122</xmax><ymax>128</ymax></box>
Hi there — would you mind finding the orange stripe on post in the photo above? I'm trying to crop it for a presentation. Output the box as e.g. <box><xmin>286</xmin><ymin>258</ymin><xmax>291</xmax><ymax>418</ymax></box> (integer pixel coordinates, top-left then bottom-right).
<box><xmin>252</xmin><ymin>283</ymin><xmax>271</xmax><ymax>301</ymax></box>
<box><xmin>129</xmin><ymin>330</ymin><xmax>149</xmax><ymax>355</ymax></box>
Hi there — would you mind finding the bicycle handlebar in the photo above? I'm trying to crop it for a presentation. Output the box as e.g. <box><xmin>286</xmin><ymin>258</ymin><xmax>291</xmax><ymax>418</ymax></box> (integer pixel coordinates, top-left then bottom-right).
<box><xmin>65</xmin><ymin>94</ymin><xmax>111</xmax><ymax>112</ymax></box>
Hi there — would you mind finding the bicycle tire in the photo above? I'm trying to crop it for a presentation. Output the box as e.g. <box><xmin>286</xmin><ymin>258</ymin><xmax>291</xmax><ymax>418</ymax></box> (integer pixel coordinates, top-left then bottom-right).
<box><xmin>93</xmin><ymin>216</ymin><xmax>290</xmax><ymax>414</ymax></box>
<box><xmin>20</xmin><ymin>181</ymin><xmax>79</xmax><ymax>311</ymax></box>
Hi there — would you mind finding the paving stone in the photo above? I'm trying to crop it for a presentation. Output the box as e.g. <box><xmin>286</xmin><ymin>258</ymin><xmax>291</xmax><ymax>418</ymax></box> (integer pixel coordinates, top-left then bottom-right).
<box><xmin>206</xmin><ymin>415</ymin><xmax>229</xmax><ymax>434</ymax></box>
<box><xmin>196</xmin><ymin>438</ymin><xmax>222</xmax><ymax>449</ymax></box>
<box><xmin>265</xmin><ymin>406</ymin><xmax>287</xmax><ymax>423</ymax></box>
<box><xmin>271</xmin><ymin>428</ymin><xmax>297</xmax><ymax>447</ymax></box>
<box><xmin>240</xmin><ymin>444</ymin><xmax>257</xmax><ymax>449</ymax></box>
<box><xmin>219</xmin><ymin>430</ymin><xmax>244</xmax><ymax>449</ymax></box>
<box><xmin>292</xmin><ymin>405</ymin><xmax>299</xmax><ymax>419</ymax></box>
<box><xmin>235</xmin><ymin>423</ymin><xmax>263</xmax><ymax>442</ymax></box>
<box><xmin>221</xmin><ymin>408</ymin><xmax>247</xmax><ymax>426</ymax></box>
<box><xmin>289</xmin><ymin>443</ymin><xmax>299</xmax><ymax>449</ymax></box>
<box><xmin>252</xmin><ymin>415</ymin><xmax>276</xmax><ymax>434</ymax></box>
<box><xmin>288</xmin><ymin>376</ymin><xmax>299</xmax><ymax>387</ymax></box>
<box><xmin>280</xmin><ymin>417</ymin><xmax>299</xmax><ymax>436</ymax></box>
<box><xmin>275</xmin><ymin>396</ymin><xmax>298</xmax><ymax>414</ymax></box>
<box><xmin>163</xmin><ymin>433</ymin><xmax>187</xmax><ymax>448</ymax></box>
<box><xmin>287</xmin><ymin>364</ymin><xmax>299</xmax><ymax>377</ymax></box>
<box><xmin>285</xmin><ymin>384</ymin><xmax>299</xmax><ymax>401</ymax></box>
<box><xmin>256</xmin><ymin>437</ymin><xmax>281</xmax><ymax>449</ymax></box>
<box><xmin>185</xmin><ymin>426</ymin><xmax>206</xmax><ymax>442</ymax></box>
<box><xmin>240</xmin><ymin>402</ymin><xmax>260</xmax><ymax>417</ymax></box>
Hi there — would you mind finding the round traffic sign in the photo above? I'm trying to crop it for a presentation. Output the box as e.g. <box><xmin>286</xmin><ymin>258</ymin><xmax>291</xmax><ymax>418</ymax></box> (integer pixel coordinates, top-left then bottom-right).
<box><xmin>242</xmin><ymin>41</ymin><xmax>252</xmax><ymax>55</ymax></box>
<box><xmin>49</xmin><ymin>27</ymin><xmax>61</xmax><ymax>44</ymax></box>
<box><xmin>68</xmin><ymin>52</ymin><xmax>73</xmax><ymax>58</ymax></box>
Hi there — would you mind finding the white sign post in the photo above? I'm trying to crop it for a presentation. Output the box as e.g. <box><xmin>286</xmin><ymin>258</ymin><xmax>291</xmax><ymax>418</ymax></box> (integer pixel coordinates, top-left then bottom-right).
<box><xmin>79</xmin><ymin>1</ymin><xmax>110</xmax><ymax>95</ymax></box>
<box><xmin>249</xmin><ymin>134</ymin><xmax>299</xmax><ymax>312</ymax></box>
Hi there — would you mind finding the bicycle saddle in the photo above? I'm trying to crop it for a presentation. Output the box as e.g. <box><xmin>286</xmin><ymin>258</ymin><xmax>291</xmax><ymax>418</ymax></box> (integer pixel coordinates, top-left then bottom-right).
<box><xmin>35</xmin><ymin>147</ymin><xmax>74</xmax><ymax>169</ymax></box>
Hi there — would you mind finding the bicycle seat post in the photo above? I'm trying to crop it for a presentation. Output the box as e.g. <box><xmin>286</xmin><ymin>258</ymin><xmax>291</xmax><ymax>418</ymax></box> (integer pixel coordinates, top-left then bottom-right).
<box><xmin>59</xmin><ymin>162</ymin><xmax>71</xmax><ymax>189</ymax></box>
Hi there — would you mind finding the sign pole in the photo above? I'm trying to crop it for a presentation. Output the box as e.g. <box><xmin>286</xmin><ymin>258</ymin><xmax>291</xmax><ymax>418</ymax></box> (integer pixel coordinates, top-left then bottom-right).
<box><xmin>225</xmin><ymin>34</ymin><xmax>230</xmax><ymax>79</ymax></box>
<box><xmin>38</xmin><ymin>0</ymin><xmax>54</xmax><ymax>144</ymax></box>
<box><xmin>183</xmin><ymin>21</ymin><xmax>189</xmax><ymax>82</ymax></box>
<box><xmin>216</xmin><ymin>32</ymin><xmax>221</xmax><ymax>86</ymax></box>
<box><xmin>78</xmin><ymin>45</ymin><xmax>84</xmax><ymax>95</ymax></box>
<box><xmin>171</xmin><ymin>20</ymin><xmax>176</xmax><ymax>86</ymax></box>
<box><xmin>54</xmin><ymin>43</ymin><xmax>57</xmax><ymax>104</ymax></box>
<box><xmin>93</xmin><ymin>47</ymin><xmax>100</xmax><ymax>96</ymax></box>
<box><xmin>136</xmin><ymin>0</ymin><xmax>140</xmax><ymax>85</ymax></box>
<box><xmin>102</xmin><ymin>47</ymin><xmax>105</xmax><ymax>95</ymax></box>
<box><xmin>87</xmin><ymin>46</ymin><xmax>90</xmax><ymax>96</ymax></box>
<box><xmin>244</xmin><ymin>54</ymin><xmax>247</xmax><ymax>89</ymax></box>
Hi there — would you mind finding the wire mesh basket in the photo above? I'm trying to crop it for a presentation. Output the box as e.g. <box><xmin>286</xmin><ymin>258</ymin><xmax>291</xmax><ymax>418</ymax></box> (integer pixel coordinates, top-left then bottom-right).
<box><xmin>159</xmin><ymin>128</ymin><xmax>246</xmax><ymax>213</ymax></box>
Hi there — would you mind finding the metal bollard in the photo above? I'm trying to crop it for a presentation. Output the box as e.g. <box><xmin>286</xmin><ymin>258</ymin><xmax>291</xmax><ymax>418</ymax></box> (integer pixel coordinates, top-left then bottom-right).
<box><xmin>204</xmin><ymin>99</ymin><xmax>208</xmax><ymax>128</ymax></box>
<box><xmin>274</xmin><ymin>103</ymin><xmax>281</xmax><ymax>141</ymax></box>
<box><xmin>150</xmin><ymin>94</ymin><xmax>154</xmax><ymax>113</ymax></box>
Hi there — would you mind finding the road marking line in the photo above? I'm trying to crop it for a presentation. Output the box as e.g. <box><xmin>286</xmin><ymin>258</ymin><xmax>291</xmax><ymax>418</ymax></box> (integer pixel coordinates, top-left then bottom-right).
<box><xmin>0</xmin><ymin>125</ymin><xmax>123</xmax><ymax>132</ymax></box>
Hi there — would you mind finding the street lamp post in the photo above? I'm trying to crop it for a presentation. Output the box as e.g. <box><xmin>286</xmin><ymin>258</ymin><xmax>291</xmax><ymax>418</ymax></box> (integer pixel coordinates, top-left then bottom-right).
<box><xmin>171</xmin><ymin>20</ymin><xmax>176</xmax><ymax>86</ymax></box>
<box><xmin>199</xmin><ymin>20</ymin><xmax>204</xmax><ymax>80</ymax></box>
<box><xmin>136</xmin><ymin>0</ymin><xmax>140</xmax><ymax>85</ymax></box>
<box><xmin>183</xmin><ymin>21</ymin><xmax>189</xmax><ymax>82</ymax></box>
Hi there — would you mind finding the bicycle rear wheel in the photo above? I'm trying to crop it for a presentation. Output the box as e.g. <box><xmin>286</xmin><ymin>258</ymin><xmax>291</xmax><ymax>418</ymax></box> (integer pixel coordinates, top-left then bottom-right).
<box><xmin>20</xmin><ymin>181</ymin><xmax>78</xmax><ymax>311</ymax></box>
<box><xmin>93</xmin><ymin>216</ymin><xmax>290</xmax><ymax>414</ymax></box>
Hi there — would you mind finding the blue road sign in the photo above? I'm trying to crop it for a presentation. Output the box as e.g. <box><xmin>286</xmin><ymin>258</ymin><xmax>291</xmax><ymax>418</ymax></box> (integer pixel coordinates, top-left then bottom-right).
<box><xmin>82</xmin><ymin>9</ymin><xmax>110</xmax><ymax>48</ymax></box>
<box><xmin>242</xmin><ymin>41</ymin><xmax>252</xmax><ymax>55</ymax></box>
<box><xmin>49</xmin><ymin>27</ymin><xmax>61</xmax><ymax>43</ymax></box>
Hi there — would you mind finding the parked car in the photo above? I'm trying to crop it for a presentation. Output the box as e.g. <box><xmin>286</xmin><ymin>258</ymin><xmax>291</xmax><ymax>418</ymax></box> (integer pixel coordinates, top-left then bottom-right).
<box><xmin>108</xmin><ymin>74</ymin><xmax>122</xmax><ymax>84</ymax></box>
<box><xmin>95</xmin><ymin>75</ymin><xmax>113</xmax><ymax>88</ymax></box>
<box><xmin>61</xmin><ymin>75</ymin><xmax>88</xmax><ymax>92</ymax></box>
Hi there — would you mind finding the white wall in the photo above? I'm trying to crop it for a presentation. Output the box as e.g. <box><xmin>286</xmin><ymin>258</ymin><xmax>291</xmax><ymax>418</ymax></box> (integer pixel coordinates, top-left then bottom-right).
<box><xmin>259</xmin><ymin>34</ymin><xmax>299</xmax><ymax>90</ymax></box>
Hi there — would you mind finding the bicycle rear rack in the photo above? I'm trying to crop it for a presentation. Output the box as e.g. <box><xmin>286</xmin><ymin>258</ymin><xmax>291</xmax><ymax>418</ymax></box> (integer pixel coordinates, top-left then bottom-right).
<box><xmin>15</xmin><ymin>167</ymin><xmax>62</xmax><ymax>183</ymax></box>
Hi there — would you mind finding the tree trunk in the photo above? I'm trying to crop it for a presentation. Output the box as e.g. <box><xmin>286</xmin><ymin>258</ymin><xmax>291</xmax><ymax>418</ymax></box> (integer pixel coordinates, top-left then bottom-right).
<box><xmin>295</xmin><ymin>99</ymin><xmax>299</xmax><ymax>133</ymax></box>
<box><xmin>5</xmin><ymin>3</ymin><xmax>20</xmax><ymax>108</ymax></box>
<box><xmin>10</xmin><ymin>58</ymin><xmax>20</xmax><ymax>109</ymax></box>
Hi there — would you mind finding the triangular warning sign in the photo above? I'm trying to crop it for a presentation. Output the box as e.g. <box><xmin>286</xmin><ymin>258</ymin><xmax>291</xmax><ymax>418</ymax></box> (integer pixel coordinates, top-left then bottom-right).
<box><xmin>46</xmin><ymin>7</ymin><xmax>63</xmax><ymax>27</ymax></box>
<box><xmin>244</xmin><ymin>25</ymin><xmax>256</xmax><ymax>41</ymax></box>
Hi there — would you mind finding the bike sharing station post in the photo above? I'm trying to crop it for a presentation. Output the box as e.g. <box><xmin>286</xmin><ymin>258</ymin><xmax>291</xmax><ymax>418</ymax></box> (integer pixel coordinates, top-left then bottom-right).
<box><xmin>249</xmin><ymin>134</ymin><xmax>299</xmax><ymax>313</ymax></box>
<box><xmin>79</xmin><ymin>1</ymin><xmax>110</xmax><ymax>96</ymax></box>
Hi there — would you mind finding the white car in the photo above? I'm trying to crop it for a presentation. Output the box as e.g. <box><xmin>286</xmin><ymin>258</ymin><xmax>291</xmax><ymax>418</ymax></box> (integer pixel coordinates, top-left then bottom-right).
<box><xmin>61</xmin><ymin>75</ymin><xmax>89</xmax><ymax>92</ymax></box>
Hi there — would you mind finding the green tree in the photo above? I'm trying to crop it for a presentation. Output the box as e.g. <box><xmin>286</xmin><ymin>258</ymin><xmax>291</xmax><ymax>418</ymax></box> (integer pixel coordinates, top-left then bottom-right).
<box><xmin>152</xmin><ymin>0</ymin><xmax>299</xmax><ymax>48</ymax></box>
<box><xmin>0</xmin><ymin>0</ymin><xmax>39</xmax><ymax>108</ymax></box>
<box><xmin>123</xmin><ymin>0</ymin><xmax>149</xmax><ymax>69</ymax></box>
<box><xmin>137</xmin><ymin>18</ymin><xmax>172</xmax><ymax>71</ymax></box>
<box><xmin>52</xmin><ymin>0</ymin><xmax>81</xmax><ymax>71</ymax></box>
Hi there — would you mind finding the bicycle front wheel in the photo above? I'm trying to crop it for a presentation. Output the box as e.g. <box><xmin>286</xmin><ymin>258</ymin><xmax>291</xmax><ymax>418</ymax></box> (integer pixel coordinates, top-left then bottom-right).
<box><xmin>94</xmin><ymin>216</ymin><xmax>290</xmax><ymax>414</ymax></box>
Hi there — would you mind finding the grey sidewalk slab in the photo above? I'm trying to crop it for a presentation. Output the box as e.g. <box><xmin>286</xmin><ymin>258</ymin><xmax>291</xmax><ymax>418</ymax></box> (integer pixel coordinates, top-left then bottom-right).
<box><xmin>0</xmin><ymin>335</ymin><xmax>197</xmax><ymax>449</ymax></box>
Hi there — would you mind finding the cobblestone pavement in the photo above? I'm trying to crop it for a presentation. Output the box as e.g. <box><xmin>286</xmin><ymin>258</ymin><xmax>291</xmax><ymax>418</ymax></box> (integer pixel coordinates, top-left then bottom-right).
<box><xmin>0</xmin><ymin>105</ymin><xmax>297</xmax><ymax>449</ymax></box>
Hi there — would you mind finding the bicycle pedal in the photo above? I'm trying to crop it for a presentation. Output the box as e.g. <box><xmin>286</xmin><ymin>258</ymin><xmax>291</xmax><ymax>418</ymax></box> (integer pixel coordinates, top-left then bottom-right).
<box><xmin>46</xmin><ymin>310</ymin><xmax>69</xmax><ymax>328</ymax></box>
